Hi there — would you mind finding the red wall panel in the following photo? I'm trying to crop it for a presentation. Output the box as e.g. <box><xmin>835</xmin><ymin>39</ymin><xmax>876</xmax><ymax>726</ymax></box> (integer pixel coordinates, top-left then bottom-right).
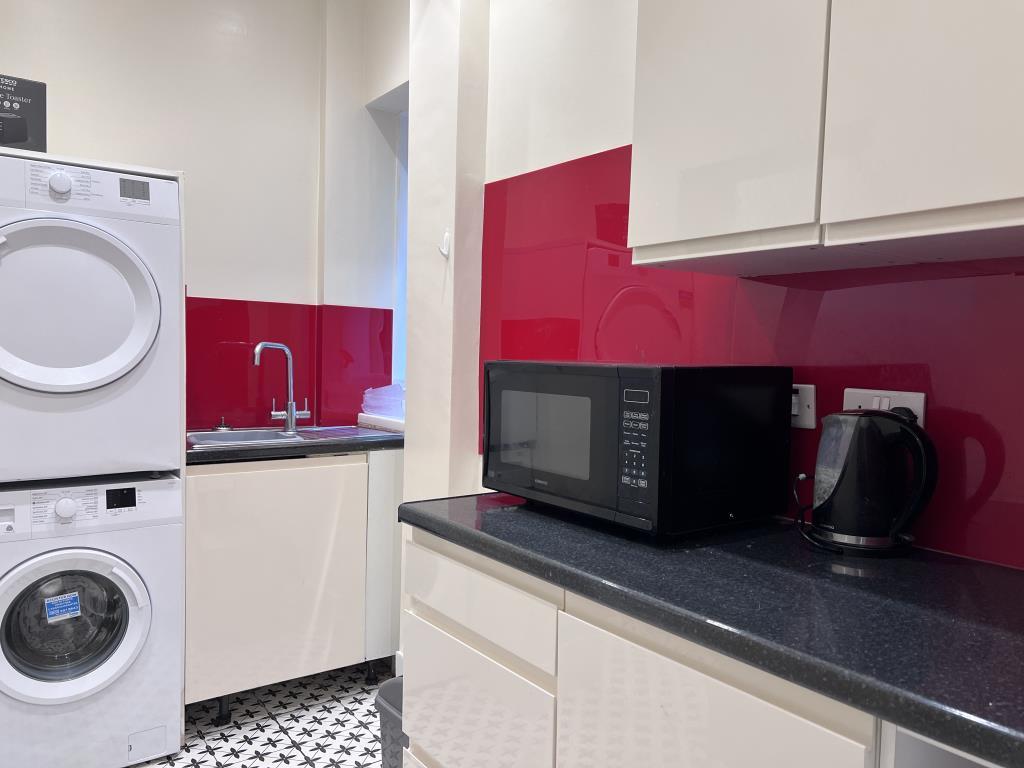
<box><xmin>480</xmin><ymin>145</ymin><xmax>1024</xmax><ymax>569</ymax></box>
<box><xmin>186</xmin><ymin>297</ymin><xmax>392</xmax><ymax>432</ymax></box>
<box><xmin>317</xmin><ymin>305</ymin><xmax>394</xmax><ymax>426</ymax></box>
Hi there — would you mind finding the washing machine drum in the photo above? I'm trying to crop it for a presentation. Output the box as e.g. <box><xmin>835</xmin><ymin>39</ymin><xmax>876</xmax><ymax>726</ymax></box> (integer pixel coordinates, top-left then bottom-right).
<box><xmin>0</xmin><ymin>550</ymin><xmax>152</xmax><ymax>705</ymax></box>
<box><xmin>2</xmin><ymin>570</ymin><xmax>129</xmax><ymax>681</ymax></box>
<box><xmin>0</xmin><ymin>218</ymin><xmax>161</xmax><ymax>393</ymax></box>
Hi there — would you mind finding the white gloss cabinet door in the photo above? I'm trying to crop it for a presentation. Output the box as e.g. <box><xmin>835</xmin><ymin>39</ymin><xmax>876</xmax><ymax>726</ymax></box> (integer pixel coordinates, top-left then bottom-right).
<box><xmin>629</xmin><ymin>0</ymin><xmax>830</xmax><ymax>260</ymax></box>
<box><xmin>821</xmin><ymin>0</ymin><xmax>1024</xmax><ymax>239</ymax></box>
<box><xmin>185</xmin><ymin>456</ymin><xmax>368</xmax><ymax>703</ymax></box>
<box><xmin>556</xmin><ymin>613</ymin><xmax>870</xmax><ymax>768</ymax></box>
<box><xmin>402</xmin><ymin>611</ymin><xmax>555</xmax><ymax>768</ymax></box>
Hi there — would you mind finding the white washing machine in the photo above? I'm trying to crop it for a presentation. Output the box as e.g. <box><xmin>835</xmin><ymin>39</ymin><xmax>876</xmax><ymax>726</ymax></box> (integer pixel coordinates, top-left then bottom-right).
<box><xmin>0</xmin><ymin>473</ymin><xmax>183</xmax><ymax>767</ymax></box>
<box><xmin>0</xmin><ymin>151</ymin><xmax>182</xmax><ymax>483</ymax></box>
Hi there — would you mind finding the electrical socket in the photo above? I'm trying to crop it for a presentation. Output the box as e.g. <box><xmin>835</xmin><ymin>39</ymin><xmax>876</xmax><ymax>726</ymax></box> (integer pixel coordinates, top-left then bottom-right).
<box><xmin>842</xmin><ymin>388</ymin><xmax>926</xmax><ymax>426</ymax></box>
<box><xmin>791</xmin><ymin>384</ymin><xmax>816</xmax><ymax>429</ymax></box>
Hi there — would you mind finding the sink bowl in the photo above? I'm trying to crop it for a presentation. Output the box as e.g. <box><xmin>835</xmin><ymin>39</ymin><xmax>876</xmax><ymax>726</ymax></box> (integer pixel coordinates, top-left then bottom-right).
<box><xmin>187</xmin><ymin>429</ymin><xmax>304</xmax><ymax>449</ymax></box>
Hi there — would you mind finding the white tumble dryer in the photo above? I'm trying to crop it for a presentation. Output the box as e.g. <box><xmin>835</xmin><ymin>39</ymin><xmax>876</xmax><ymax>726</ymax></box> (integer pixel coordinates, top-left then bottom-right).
<box><xmin>0</xmin><ymin>151</ymin><xmax>182</xmax><ymax>483</ymax></box>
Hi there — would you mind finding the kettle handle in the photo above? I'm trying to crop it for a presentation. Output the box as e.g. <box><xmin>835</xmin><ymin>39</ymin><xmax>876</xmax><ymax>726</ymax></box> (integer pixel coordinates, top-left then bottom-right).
<box><xmin>890</xmin><ymin>414</ymin><xmax>939</xmax><ymax>538</ymax></box>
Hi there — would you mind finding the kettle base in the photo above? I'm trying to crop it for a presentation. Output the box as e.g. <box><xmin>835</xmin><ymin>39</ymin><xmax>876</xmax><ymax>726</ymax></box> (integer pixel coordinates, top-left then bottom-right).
<box><xmin>806</xmin><ymin>527</ymin><xmax>907</xmax><ymax>556</ymax></box>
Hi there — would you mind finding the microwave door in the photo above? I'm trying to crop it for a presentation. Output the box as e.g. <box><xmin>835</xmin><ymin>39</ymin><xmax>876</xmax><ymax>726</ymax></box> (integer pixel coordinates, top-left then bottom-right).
<box><xmin>485</xmin><ymin>366</ymin><xmax>620</xmax><ymax>512</ymax></box>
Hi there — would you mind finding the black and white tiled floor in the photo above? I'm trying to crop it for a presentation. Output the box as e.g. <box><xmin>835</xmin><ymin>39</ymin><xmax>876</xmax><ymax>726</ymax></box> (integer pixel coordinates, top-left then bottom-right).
<box><xmin>145</xmin><ymin>663</ymin><xmax>389</xmax><ymax>768</ymax></box>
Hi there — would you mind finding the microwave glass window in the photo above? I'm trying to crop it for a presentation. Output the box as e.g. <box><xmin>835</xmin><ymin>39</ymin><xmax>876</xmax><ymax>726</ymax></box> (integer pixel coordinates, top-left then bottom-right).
<box><xmin>500</xmin><ymin>390</ymin><xmax>592</xmax><ymax>480</ymax></box>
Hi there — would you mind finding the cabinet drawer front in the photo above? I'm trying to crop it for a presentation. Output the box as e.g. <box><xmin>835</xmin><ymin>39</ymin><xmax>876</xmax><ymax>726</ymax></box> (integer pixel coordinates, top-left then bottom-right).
<box><xmin>404</xmin><ymin>541</ymin><xmax>558</xmax><ymax>674</ymax></box>
<box><xmin>402</xmin><ymin>611</ymin><xmax>555</xmax><ymax>768</ymax></box>
<box><xmin>557</xmin><ymin>613</ymin><xmax>870</xmax><ymax>768</ymax></box>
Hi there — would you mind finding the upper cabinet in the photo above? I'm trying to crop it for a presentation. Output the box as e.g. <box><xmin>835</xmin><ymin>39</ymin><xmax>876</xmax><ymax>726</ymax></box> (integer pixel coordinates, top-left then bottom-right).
<box><xmin>821</xmin><ymin>0</ymin><xmax>1024</xmax><ymax>245</ymax></box>
<box><xmin>628</xmin><ymin>0</ymin><xmax>831</xmax><ymax>266</ymax></box>
<box><xmin>630</xmin><ymin>0</ymin><xmax>1024</xmax><ymax>274</ymax></box>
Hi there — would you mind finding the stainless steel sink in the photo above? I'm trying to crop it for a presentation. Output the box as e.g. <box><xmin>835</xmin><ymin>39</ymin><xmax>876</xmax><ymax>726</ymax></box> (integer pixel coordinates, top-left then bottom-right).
<box><xmin>187</xmin><ymin>429</ymin><xmax>304</xmax><ymax>449</ymax></box>
<box><xmin>187</xmin><ymin>425</ymin><xmax>396</xmax><ymax>451</ymax></box>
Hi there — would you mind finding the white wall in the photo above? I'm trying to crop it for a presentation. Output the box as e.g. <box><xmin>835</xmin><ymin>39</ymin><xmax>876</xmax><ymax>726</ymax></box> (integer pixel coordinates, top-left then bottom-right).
<box><xmin>485</xmin><ymin>0</ymin><xmax>638</xmax><ymax>182</ymax></box>
<box><xmin>404</xmin><ymin>0</ymin><xmax>489</xmax><ymax>501</ymax></box>
<box><xmin>403</xmin><ymin>0</ymin><xmax>640</xmax><ymax>500</ymax></box>
<box><xmin>365</xmin><ymin>0</ymin><xmax>412</xmax><ymax>104</ymax></box>
<box><xmin>0</xmin><ymin>0</ymin><xmax>324</xmax><ymax>304</ymax></box>
<box><xmin>321</xmin><ymin>0</ymin><xmax>409</xmax><ymax>311</ymax></box>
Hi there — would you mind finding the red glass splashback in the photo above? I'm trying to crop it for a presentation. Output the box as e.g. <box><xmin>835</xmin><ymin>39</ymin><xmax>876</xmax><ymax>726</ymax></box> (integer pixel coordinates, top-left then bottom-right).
<box><xmin>186</xmin><ymin>297</ymin><xmax>392</xmax><ymax>431</ymax></box>
<box><xmin>317</xmin><ymin>304</ymin><xmax>394</xmax><ymax>426</ymax></box>
<box><xmin>480</xmin><ymin>145</ymin><xmax>1024</xmax><ymax>569</ymax></box>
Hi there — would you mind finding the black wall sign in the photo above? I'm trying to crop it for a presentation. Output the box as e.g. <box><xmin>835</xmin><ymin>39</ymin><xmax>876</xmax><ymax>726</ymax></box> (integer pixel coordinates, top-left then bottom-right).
<box><xmin>0</xmin><ymin>74</ymin><xmax>46</xmax><ymax>152</ymax></box>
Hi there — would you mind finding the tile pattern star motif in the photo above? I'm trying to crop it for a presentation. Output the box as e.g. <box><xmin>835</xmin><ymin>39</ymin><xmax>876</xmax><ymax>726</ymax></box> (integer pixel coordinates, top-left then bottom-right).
<box><xmin>143</xmin><ymin>663</ymin><xmax>389</xmax><ymax>768</ymax></box>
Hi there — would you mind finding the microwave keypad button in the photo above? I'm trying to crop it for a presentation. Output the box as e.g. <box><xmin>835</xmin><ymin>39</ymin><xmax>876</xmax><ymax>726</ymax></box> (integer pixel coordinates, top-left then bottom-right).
<box><xmin>639</xmin><ymin>422</ymin><xmax>648</xmax><ymax>431</ymax></box>
<box><xmin>638</xmin><ymin>480</ymin><xmax>647</xmax><ymax>488</ymax></box>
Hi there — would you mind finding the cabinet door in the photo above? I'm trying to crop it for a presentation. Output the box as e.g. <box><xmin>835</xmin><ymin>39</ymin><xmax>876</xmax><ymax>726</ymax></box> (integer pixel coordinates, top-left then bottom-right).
<box><xmin>822</xmin><ymin>0</ymin><xmax>1024</xmax><ymax>241</ymax></box>
<box><xmin>629</xmin><ymin>0</ymin><xmax>829</xmax><ymax>261</ymax></box>
<box><xmin>185</xmin><ymin>456</ymin><xmax>368</xmax><ymax>703</ymax></box>
<box><xmin>557</xmin><ymin>613</ymin><xmax>870</xmax><ymax>768</ymax></box>
<box><xmin>402</xmin><ymin>610</ymin><xmax>555</xmax><ymax>768</ymax></box>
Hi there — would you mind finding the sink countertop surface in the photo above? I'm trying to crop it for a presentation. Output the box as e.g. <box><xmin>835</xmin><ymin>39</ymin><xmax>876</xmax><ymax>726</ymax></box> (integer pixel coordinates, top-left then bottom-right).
<box><xmin>186</xmin><ymin>425</ymin><xmax>403</xmax><ymax>465</ymax></box>
<box><xmin>399</xmin><ymin>493</ymin><xmax>1024</xmax><ymax>768</ymax></box>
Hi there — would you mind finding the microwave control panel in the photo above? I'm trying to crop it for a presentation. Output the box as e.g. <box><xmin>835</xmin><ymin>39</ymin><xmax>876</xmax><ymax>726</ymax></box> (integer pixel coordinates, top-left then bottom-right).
<box><xmin>618</xmin><ymin>384</ymin><xmax>655</xmax><ymax>504</ymax></box>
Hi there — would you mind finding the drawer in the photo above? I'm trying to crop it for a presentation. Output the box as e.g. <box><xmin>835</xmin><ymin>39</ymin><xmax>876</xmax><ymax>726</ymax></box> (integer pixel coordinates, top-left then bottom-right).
<box><xmin>557</xmin><ymin>612</ymin><xmax>871</xmax><ymax>768</ymax></box>
<box><xmin>403</xmin><ymin>540</ymin><xmax>558</xmax><ymax>674</ymax></box>
<box><xmin>402</xmin><ymin>610</ymin><xmax>555</xmax><ymax>768</ymax></box>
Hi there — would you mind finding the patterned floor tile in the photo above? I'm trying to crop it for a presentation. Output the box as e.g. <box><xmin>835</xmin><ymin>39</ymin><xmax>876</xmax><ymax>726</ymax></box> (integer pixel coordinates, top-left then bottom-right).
<box><xmin>142</xmin><ymin>661</ymin><xmax>392</xmax><ymax>768</ymax></box>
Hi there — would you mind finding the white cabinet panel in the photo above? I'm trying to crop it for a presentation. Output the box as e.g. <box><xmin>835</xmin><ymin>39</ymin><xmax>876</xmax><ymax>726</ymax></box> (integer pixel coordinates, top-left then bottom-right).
<box><xmin>366</xmin><ymin>449</ymin><xmax>404</xmax><ymax>661</ymax></box>
<box><xmin>185</xmin><ymin>456</ymin><xmax>368</xmax><ymax>703</ymax></box>
<box><xmin>557</xmin><ymin>612</ymin><xmax>870</xmax><ymax>768</ymax></box>
<box><xmin>402</xmin><ymin>610</ymin><xmax>555</xmax><ymax>768</ymax></box>
<box><xmin>822</xmin><ymin>0</ymin><xmax>1024</xmax><ymax>233</ymax></box>
<box><xmin>403</xmin><ymin>540</ymin><xmax>558</xmax><ymax>674</ymax></box>
<box><xmin>629</xmin><ymin>0</ymin><xmax>829</xmax><ymax>258</ymax></box>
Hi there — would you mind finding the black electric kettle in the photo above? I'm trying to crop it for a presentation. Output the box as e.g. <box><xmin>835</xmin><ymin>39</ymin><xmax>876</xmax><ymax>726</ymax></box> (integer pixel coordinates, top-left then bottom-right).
<box><xmin>806</xmin><ymin>407</ymin><xmax>938</xmax><ymax>553</ymax></box>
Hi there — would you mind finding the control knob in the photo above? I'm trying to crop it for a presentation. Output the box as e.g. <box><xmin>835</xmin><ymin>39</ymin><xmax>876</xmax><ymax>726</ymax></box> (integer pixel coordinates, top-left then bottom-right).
<box><xmin>54</xmin><ymin>497</ymin><xmax>79</xmax><ymax>521</ymax></box>
<box><xmin>48</xmin><ymin>171</ymin><xmax>73</xmax><ymax>197</ymax></box>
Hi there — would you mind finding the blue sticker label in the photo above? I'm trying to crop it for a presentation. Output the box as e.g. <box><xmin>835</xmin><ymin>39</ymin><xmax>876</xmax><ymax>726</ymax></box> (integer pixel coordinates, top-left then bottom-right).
<box><xmin>44</xmin><ymin>592</ymin><xmax>81</xmax><ymax>623</ymax></box>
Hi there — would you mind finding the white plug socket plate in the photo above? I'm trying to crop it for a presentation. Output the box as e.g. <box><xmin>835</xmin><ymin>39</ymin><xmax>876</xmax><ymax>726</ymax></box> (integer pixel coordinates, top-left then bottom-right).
<box><xmin>842</xmin><ymin>388</ymin><xmax>926</xmax><ymax>426</ymax></box>
<box><xmin>791</xmin><ymin>384</ymin><xmax>816</xmax><ymax>429</ymax></box>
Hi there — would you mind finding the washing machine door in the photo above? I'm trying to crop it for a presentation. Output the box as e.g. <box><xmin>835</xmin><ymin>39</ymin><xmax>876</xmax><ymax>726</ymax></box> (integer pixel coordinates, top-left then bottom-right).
<box><xmin>0</xmin><ymin>549</ymin><xmax>152</xmax><ymax>705</ymax></box>
<box><xmin>0</xmin><ymin>218</ymin><xmax>161</xmax><ymax>393</ymax></box>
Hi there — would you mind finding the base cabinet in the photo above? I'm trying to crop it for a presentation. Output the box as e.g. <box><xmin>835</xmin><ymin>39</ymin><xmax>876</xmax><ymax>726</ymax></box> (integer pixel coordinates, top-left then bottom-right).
<box><xmin>401</xmin><ymin>610</ymin><xmax>555</xmax><ymax>768</ymax></box>
<box><xmin>185</xmin><ymin>456</ymin><xmax>368</xmax><ymax>703</ymax></box>
<box><xmin>556</xmin><ymin>612</ymin><xmax>871</xmax><ymax>768</ymax></box>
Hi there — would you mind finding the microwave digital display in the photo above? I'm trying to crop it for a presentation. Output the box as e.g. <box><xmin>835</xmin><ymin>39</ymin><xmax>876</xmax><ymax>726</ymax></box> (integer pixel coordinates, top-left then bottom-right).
<box><xmin>624</xmin><ymin>389</ymin><xmax>650</xmax><ymax>403</ymax></box>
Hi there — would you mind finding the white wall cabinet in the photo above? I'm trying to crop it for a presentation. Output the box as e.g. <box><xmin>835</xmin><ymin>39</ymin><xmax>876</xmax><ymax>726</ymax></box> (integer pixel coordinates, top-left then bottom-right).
<box><xmin>630</xmin><ymin>0</ymin><xmax>1024</xmax><ymax>274</ymax></box>
<box><xmin>629</xmin><ymin>0</ymin><xmax>830</xmax><ymax>266</ymax></box>
<box><xmin>557</xmin><ymin>612</ymin><xmax>871</xmax><ymax>768</ymax></box>
<box><xmin>821</xmin><ymin>0</ymin><xmax>1024</xmax><ymax>245</ymax></box>
<box><xmin>185</xmin><ymin>456</ymin><xmax>368</xmax><ymax>703</ymax></box>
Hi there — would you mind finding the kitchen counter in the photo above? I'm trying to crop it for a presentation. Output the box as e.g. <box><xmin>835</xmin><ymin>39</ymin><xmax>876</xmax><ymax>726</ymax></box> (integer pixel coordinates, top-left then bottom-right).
<box><xmin>399</xmin><ymin>493</ymin><xmax>1024</xmax><ymax>767</ymax></box>
<box><xmin>186</xmin><ymin>426</ymin><xmax>403</xmax><ymax>465</ymax></box>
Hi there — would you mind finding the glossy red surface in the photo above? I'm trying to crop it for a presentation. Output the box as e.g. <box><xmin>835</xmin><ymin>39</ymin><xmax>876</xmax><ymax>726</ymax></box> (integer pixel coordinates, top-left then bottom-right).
<box><xmin>186</xmin><ymin>297</ymin><xmax>392</xmax><ymax>431</ymax></box>
<box><xmin>186</xmin><ymin>296</ymin><xmax>318</xmax><ymax>431</ymax></box>
<box><xmin>480</xmin><ymin>145</ymin><xmax>1024</xmax><ymax>569</ymax></box>
<box><xmin>317</xmin><ymin>304</ymin><xmax>393</xmax><ymax>426</ymax></box>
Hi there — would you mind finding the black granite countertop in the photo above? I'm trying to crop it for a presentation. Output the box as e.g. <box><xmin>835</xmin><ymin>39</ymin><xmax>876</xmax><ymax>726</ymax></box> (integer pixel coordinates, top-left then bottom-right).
<box><xmin>186</xmin><ymin>427</ymin><xmax>403</xmax><ymax>465</ymax></box>
<box><xmin>399</xmin><ymin>493</ymin><xmax>1024</xmax><ymax>767</ymax></box>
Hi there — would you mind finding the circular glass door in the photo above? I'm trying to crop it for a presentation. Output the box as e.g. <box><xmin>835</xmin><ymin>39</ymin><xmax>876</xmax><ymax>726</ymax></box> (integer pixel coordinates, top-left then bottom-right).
<box><xmin>0</xmin><ymin>218</ymin><xmax>161</xmax><ymax>393</ymax></box>
<box><xmin>0</xmin><ymin>549</ymin><xmax>151</xmax><ymax>705</ymax></box>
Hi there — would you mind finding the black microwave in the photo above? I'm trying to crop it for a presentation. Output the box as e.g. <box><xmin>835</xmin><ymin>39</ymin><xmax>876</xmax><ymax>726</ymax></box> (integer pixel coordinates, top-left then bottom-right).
<box><xmin>483</xmin><ymin>361</ymin><xmax>793</xmax><ymax>535</ymax></box>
